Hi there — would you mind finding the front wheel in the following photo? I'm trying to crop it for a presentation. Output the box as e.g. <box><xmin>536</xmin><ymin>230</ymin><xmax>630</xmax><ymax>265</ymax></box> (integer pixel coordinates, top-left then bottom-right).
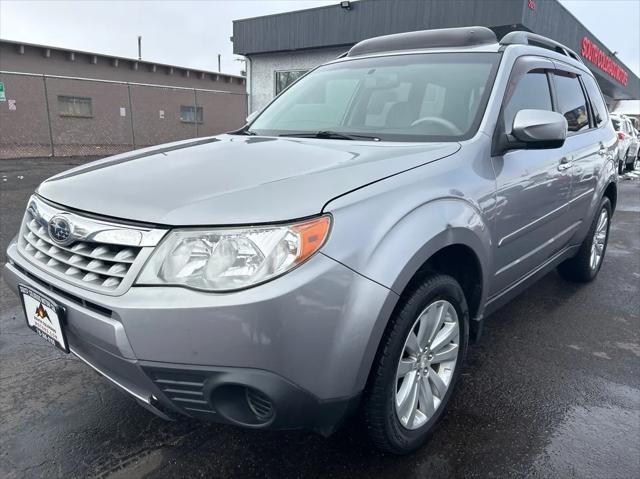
<box><xmin>558</xmin><ymin>197</ymin><xmax>611</xmax><ymax>282</ymax></box>
<box><xmin>363</xmin><ymin>274</ymin><xmax>469</xmax><ymax>454</ymax></box>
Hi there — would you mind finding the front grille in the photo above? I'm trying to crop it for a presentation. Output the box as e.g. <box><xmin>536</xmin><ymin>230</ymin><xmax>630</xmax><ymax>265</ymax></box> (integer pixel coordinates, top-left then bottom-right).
<box><xmin>17</xmin><ymin>196</ymin><xmax>166</xmax><ymax>295</ymax></box>
<box><xmin>20</xmin><ymin>212</ymin><xmax>140</xmax><ymax>291</ymax></box>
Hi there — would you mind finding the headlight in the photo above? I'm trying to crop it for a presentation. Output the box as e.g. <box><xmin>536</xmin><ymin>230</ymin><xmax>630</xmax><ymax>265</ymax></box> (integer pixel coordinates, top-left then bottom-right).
<box><xmin>137</xmin><ymin>215</ymin><xmax>331</xmax><ymax>291</ymax></box>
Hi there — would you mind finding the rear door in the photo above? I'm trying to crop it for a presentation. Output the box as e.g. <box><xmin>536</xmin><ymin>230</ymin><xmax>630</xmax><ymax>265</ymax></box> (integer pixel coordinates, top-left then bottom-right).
<box><xmin>490</xmin><ymin>56</ymin><xmax>573</xmax><ymax>296</ymax></box>
<box><xmin>550</xmin><ymin>65</ymin><xmax>615</xmax><ymax>235</ymax></box>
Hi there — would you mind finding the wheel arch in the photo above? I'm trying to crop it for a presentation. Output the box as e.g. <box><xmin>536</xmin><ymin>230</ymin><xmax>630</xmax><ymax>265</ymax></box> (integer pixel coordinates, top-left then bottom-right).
<box><xmin>348</xmin><ymin>198</ymin><xmax>493</xmax><ymax>394</ymax></box>
<box><xmin>603</xmin><ymin>181</ymin><xmax>617</xmax><ymax>214</ymax></box>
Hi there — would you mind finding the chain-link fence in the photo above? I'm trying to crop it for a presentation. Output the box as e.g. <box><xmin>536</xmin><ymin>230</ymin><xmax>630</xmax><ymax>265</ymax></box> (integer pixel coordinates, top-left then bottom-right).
<box><xmin>0</xmin><ymin>71</ymin><xmax>247</xmax><ymax>159</ymax></box>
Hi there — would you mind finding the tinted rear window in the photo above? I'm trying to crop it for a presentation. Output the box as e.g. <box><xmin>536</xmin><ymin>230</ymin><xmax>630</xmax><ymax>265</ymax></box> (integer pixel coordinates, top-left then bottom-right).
<box><xmin>581</xmin><ymin>75</ymin><xmax>608</xmax><ymax>127</ymax></box>
<box><xmin>554</xmin><ymin>72</ymin><xmax>590</xmax><ymax>133</ymax></box>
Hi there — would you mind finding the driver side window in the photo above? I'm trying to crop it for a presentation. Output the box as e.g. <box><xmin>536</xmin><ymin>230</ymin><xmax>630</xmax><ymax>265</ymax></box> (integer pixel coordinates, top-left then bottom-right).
<box><xmin>502</xmin><ymin>71</ymin><xmax>553</xmax><ymax>133</ymax></box>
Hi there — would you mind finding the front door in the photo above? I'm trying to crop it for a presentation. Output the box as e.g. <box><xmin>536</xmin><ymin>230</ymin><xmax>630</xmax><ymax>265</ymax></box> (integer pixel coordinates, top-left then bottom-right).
<box><xmin>489</xmin><ymin>57</ymin><xmax>573</xmax><ymax>296</ymax></box>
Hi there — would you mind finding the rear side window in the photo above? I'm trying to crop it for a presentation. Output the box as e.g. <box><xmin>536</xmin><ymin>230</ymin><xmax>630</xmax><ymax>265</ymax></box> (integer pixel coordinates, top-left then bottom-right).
<box><xmin>502</xmin><ymin>71</ymin><xmax>552</xmax><ymax>132</ymax></box>
<box><xmin>554</xmin><ymin>72</ymin><xmax>590</xmax><ymax>133</ymax></box>
<box><xmin>582</xmin><ymin>75</ymin><xmax>608</xmax><ymax>126</ymax></box>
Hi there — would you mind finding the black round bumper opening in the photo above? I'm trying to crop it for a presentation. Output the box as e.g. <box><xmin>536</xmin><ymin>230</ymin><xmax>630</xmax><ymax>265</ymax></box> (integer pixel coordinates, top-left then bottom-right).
<box><xmin>211</xmin><ymin>384</ymin><xmax>275</xmax><ymax>427</ymax></box>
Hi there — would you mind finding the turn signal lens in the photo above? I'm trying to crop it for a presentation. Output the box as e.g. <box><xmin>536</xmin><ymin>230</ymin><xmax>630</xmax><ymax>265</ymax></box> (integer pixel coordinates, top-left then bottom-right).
<box><xmin>292</xmin><ymin>216</ymin><xmax>331</xmax><ymax>263</ymax></box>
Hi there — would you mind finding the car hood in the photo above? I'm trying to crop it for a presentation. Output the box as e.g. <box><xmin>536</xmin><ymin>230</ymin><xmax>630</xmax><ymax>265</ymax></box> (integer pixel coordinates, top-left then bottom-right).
<box><xmin>38</xmin><ymin>135</ymin><xmax>460</xmax><ymax>225</ymax></box>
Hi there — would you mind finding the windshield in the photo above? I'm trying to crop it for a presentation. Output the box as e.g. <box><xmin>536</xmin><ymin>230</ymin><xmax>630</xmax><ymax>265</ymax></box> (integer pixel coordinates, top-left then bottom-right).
<box><xmin>248</xmin><ymin>53</ymin><xmax>499</xmax><ymax>142</ymax></box>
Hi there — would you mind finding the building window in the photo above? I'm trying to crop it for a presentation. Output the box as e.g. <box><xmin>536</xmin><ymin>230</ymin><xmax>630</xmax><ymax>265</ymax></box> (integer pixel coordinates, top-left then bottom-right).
<box><xmin>180</xmin><ymin>105</ymin><xmax>203</xmax><ymax>123</ymax></box>
<box><xmin>275</xmin><ymin>70</ymin><xmax>308</xmax><ymax>95</ymax></box>
<box><xmin>58</xmin><ymin>96</ymin><xmax>92</xmax><ymax>117</ymax></box>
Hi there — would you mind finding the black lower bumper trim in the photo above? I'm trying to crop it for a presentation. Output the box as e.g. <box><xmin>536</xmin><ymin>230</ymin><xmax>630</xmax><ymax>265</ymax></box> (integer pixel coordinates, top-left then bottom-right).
<box><xmin>141</xmin><ymin>362</ymin><xmax>360</xmax><ymax>436</ymax></box>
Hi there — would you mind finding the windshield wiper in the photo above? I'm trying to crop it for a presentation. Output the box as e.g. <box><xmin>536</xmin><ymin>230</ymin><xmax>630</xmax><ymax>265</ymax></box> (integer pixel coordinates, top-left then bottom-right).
<box><xmin>231</xmin><ymin>126</ymin><xmax>256</xmax><ymax>136</ymax></box>
<box><xmin>280</xmin><ymin>131</ymin><xmax>380</xmax><ymax>141</ymax></box>
<box><xmin>238</xmin><ymin>129</ymin><xmax>257</xmax><ymax>136</ymax></box>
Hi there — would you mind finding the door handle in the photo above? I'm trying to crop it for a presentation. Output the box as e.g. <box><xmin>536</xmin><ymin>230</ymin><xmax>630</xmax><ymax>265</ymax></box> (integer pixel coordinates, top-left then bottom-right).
<box><xmin>558</xmin><ymin>158</ymin><xmax>572</xmax><ymax>171</ymax></box>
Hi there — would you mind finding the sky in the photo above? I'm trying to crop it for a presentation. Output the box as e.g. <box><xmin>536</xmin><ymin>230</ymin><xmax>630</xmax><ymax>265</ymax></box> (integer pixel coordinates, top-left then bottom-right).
<box><xmin>0</xmin><ymin>0</ymin><xmax>639</xmax><ymax>77</ymax></box>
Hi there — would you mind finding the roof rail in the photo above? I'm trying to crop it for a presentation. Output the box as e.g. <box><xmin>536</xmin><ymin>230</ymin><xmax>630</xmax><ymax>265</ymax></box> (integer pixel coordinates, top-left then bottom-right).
<box><xmin>500</xmin><ymin>31</ymin><xmax>583</xmax><ymax>63</ymax></box>
<box><xmin>347</xmin><ymin>26</ymin><xmax>497</xmax><ymax>57</ymax></box>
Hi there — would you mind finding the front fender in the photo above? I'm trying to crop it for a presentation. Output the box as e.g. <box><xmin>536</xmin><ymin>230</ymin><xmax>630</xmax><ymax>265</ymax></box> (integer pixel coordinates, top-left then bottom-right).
<box><xmin>322</xmin><ymin>196</ymin><xmax>493</xmax><ymax>315</ymax></box>
<box><xmin>322</xmin><ymin>195</ymin><xmax>493</xmax><ymax>393</ymax></box>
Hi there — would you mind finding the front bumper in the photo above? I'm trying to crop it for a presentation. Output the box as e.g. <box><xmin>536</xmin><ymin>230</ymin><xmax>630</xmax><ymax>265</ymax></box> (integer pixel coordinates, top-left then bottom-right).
<box><xmin>4</xmin><ymin>239</ymin><xmax>396</xmax><ymax>434</ymax></box>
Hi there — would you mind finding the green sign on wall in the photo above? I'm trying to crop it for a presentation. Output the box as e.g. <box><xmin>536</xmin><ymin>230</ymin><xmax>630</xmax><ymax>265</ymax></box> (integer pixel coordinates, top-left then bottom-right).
<box><xmin>0</xmin><ymin>82</ymin><xmax>5</xmax><ymax>102</ymax></box>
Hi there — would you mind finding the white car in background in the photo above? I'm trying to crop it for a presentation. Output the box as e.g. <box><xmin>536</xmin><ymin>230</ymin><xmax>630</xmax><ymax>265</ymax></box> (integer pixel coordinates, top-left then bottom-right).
<box><xmin>611</xmin><ymin>114</ymin><xmax>639</xmax><ymax>173</ymax></box>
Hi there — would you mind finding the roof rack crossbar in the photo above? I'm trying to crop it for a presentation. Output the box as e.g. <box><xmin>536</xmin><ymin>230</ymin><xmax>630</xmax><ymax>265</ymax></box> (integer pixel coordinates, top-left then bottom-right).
<box><xmin>346</xmin><ymin>26</ymin><xmax>497</xmax><ymax>57</ymax></box>
<box><xmin>500</xmin><ymin>31</ymin><xmax>583</xmax><ymax>64</ymax></box>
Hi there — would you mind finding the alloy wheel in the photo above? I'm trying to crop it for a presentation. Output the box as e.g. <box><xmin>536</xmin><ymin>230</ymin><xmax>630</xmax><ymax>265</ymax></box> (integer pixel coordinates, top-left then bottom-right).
<box><xmin>590</xmin><ymin>208</ymin><xmax>608</xmax><ymax>271</ymax></box>
<box><xmin>394</xmin><ymin>300</ymin><xmax>459</xmax><ymax>430</ymax></box>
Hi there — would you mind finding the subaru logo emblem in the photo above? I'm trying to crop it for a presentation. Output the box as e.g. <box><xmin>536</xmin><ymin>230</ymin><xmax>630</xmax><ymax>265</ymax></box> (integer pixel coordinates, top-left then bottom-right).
<box><xmin>48</xmin><ymin>216</ymin><xmax>74</xmax><ymax>246</ymax></box>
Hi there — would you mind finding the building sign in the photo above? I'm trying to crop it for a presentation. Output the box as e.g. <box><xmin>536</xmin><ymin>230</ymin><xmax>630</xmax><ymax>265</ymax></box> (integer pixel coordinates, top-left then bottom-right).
<box><xmin>527</xmin><ymin>0</ymin><xmax>536</xmax><ymax>10</ymax></box>
<box><xmin>0</xmin><ymin>82</ymin><xmax>5</xmax><ymax>102</ymax></box>
<box><xmin>581</xmin><ymin>37</ymin><xmax>628</xmax><ymax>86</ymax></box>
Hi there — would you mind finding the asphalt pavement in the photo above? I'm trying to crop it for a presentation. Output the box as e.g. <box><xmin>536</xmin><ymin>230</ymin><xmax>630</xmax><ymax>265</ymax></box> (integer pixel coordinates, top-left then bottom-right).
<box><xmin>1</xmin><ymin>157</ymin><xmax>639</xmax><ymax>478</ymax></box>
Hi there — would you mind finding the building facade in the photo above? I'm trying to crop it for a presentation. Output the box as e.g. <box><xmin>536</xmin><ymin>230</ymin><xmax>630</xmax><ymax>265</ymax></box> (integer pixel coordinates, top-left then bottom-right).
<box><xmin>0</xmin><ymin>40</ymin><xmax>247</xmax><ymax>159</ymax></box>
<box><xmin>233</xmin><ymin>0</ymin><xmax>640</xmax><ymax>113</ymax></box>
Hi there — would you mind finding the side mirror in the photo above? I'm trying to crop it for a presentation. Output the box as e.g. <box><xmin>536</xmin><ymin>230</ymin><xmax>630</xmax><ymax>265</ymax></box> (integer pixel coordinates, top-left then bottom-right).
<box><xmin>246</xmin><ymin>110</ymin><xmax>259</xmax><ymax>124</ymax></box>
<box><xmin>512</xmin><ymin>109</ymin><xmax>567</xmax><ymax>149</ymax></box>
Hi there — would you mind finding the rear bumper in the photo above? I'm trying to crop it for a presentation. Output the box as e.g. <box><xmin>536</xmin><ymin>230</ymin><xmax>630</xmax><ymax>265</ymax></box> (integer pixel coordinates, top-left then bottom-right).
<box><xmin>4</xmin><ymin>238</ymin><xmax>395</xmax><ymax>434</ymax></box>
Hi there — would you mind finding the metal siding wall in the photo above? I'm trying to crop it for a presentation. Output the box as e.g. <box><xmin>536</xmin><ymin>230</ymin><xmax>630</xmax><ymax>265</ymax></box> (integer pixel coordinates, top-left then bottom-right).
<box><xmin>0</xmin><ymin>73</ymin><xmax>51</xmax><ymax>158</ymax></box>
<box><xmin>0</xmin><ymin>43</ymin><xmax>246</xmax><ymax>93</ymax></box>
<box><xmin>0</xmin><ymin>72</ymin><xmax>248</xmax><ymax>159</ymax></box>
<box><xmin>233</xmin><ymin>0</ymin><xmax>638</xmax><ymax>100</ymax></box>
<box><xmin>233</xmin><ymin>0</ymin><xmax>523</xmax><ymax>55</ymax></box>
<box><xmin>521</xmin><ymin>0</ymin><xmax>639</xmax><ymax>100</ymax></box>
<box><xmin>45</xmin><ymin>77</ymin><xmax>132</xmax><ymax>157</ymax></box>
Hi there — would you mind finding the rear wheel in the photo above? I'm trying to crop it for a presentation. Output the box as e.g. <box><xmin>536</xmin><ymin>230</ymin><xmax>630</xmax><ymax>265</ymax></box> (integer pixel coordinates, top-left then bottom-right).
<box><xmin>625</xmin><ymin>149</ymin><xmax>635</xmax><ymax>171</ymax></box>
<box><xmin>558</xmin><ymin>197</ymin><xmax>611</xmax><ymax>282</ymax></box>
<box><xmin>363</xmin><ymin>274</ymin><xmax>468</xmax><ymax>454</ymax></box>
<box><xmin>618</xmin><ymin>159</ymin><xmax>625</xmax><ymax>175</ymax></box>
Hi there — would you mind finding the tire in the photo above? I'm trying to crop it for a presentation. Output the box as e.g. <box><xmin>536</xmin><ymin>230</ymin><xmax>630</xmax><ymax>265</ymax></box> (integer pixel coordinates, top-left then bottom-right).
<box><xmin>626</xmin><ymin>159</ymin><xmax>636</xmax><ymax>171</ymax></box>
<box><xmin>624</xmin><ymin>149</ymin><xmax>634</xmax><ymax>171</ymax></box>
<box><xmin>363</xmin><ymin>273</ymin><xmax>469</xmax><ymax>454</ymax></box>
<box><xmin>618</xmin><ymin>160</ymin><xmax>625</xmax><ymax>175</ymax></box>
<box><xmin>557</xmin><ymin>197</ymin><xmax>611</xmax><ymax>282</ymax></box>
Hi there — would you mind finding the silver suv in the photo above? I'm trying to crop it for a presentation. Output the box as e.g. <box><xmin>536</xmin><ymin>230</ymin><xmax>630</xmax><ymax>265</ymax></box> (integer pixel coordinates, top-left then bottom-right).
<box><xmin>4</xmin><ymin>27</ymin><xmax>618</xmax><ymax>454</ymax></box>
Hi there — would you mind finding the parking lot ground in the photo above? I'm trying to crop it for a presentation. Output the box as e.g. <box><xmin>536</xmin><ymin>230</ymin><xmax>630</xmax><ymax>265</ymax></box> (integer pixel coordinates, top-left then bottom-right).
<box><xmin>1</xmin><ymin>157</ymin><xmax>639</xmax><ymax>479</ymax></box>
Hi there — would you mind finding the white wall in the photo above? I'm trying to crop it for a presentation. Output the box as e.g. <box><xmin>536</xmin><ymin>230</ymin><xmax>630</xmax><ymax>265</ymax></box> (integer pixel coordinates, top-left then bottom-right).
<box><xmin>247</xmin><ymin>47</ymin><xmax>349</xmax><ymax>113</ymax></box>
